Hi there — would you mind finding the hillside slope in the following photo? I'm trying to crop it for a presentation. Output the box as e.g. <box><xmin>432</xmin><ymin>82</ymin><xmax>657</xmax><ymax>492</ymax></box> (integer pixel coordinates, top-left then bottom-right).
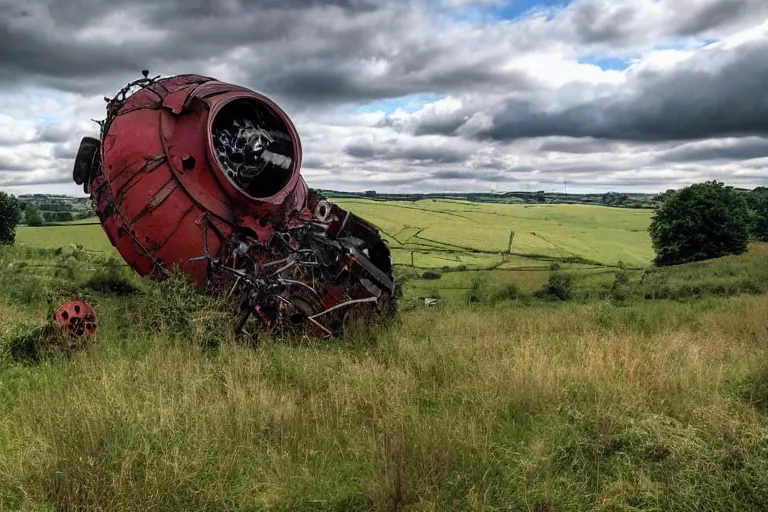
<box><xmin>1</xmin><ymin>243</ymin><xmax>768</xmax><ymax>510</ymax></box>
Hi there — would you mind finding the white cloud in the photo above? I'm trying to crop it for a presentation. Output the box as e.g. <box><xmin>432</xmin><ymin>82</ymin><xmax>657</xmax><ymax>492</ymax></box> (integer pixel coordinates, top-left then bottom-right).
<box><xmin>2</xmin><ymin>0</ymin><xmax>768</xmax><ymax>195</ymax></box>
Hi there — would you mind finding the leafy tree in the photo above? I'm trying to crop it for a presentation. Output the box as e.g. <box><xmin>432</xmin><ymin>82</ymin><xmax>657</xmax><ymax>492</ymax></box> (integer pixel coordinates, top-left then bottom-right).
<box><xmin>0</xmin><ymin>191</ymin><xmax>22</xmax><ymax>244</ymax></box>
<box><xmin>25</xmin><ymin>205</ymin><xmax>44</xmax><ymax>227</ymax></box>
<box><xmin>649</xmin><ymin>181</ymin><xmax>749</xmax><ymax>266</ymax></box>
<box><xmin>746</xmin><ymin>187</ymin><xmax>768</xmax><ymax>242</ymax></box>
<box><xmin>55</xmin><ymin>211</ymin><xmax>74</xmax><ymax>222</ymax></box>
<box><xmin>601</xmin><ymin>192</ymin><xmax>629</xmax><ymax>206</ymax></box>
<box><xmin>653</xmin><ymin>189</ymin><xmax>676</xmax><ymax>202</ymax></box>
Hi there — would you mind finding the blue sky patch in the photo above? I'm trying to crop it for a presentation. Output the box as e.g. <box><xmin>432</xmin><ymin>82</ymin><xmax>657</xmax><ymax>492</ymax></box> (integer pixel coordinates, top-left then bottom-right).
<box><xmin>490</xmin><ymin>0</ymin><xmax>573</xmax><ymax>20</ymax></box>
<box><xmin>353</xmin><ymin>93</ymin><xmax>445</xmax><ymax>115</ymax></box>
<box><xmin>448</xmin><ymin>0</ymin><xmax>574</xmax><ymax>24</ymax></box>
<box><xmin>578</xmin><ymin>56</ymin><xmax>632</xmax><ymax>71</ymax></box>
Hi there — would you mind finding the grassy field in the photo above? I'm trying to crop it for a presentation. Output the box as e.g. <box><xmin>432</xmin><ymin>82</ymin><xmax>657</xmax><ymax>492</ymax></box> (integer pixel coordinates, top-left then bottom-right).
<box><xmin>15</xmin><ymin>222</ymin><xmax>117</xmax><ymax>254</ymax></box>
<box><xmin>17</xmin><ymin>200</ymin><xmax>654</xmax><ymax>267</ymax></box>
<box><xmin>334</xmin><ymin>199</ymin><xmax>654</xmax><ymax>269</ymax></box>
<box><xmin>15</xmin><ymin>200</ymin><xmax>654</xmax><ymax>302</ymax></box>
<box><xmin>3</xmin><ymin>200</ymin><xmax>768</xmax><ymax>510</ymax></box>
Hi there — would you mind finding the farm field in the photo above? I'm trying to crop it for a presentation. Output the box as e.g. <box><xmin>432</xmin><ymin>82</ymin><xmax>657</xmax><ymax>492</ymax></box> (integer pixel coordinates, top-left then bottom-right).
<box><xmin>15</xmin><ymin>222</ymin><xmax>118</xmax><ymax>254</ymax></box>
<box><xmin>3</xmin><ymin>200</ymin><xmax>768</xmax><ymax>510</ymax></box>
<box><xmin>17</xmin><ymin>199</ymin><xmax>654</xmax><ymax>267</ymax></box>
<box><xmin>334</xmin><ymin>199</ymin><xmax>655</xmax><ymax>269</ymax></box>
<box><xmin>15</xmin><ymin>199</ymin><xmax>655</xmax><ymax>301</ymax></box>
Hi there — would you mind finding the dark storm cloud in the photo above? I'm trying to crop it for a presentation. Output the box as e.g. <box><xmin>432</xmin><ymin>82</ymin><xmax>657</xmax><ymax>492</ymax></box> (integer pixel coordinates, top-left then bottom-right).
<box><xmin>430</xmin><ymin>169</ymin><xmax>520</xmax><ymax>182</ymax></box>
<box><xmin>344</xmin><ymin>138</ymin><xmax>469</xmax><ymax>163</ymax></box>
<box><xmin>0</xmin><ymin>0</ymin><xmax>540</xmax><ymax>103</ymax></box>
<box><xmin>258</xmin><ymin>64</ymin><xmax>534</xmax><ymax>106</ymax></box>
<box><xmin>0</xmin><ymin>154</ymin><xmax>37</xmax><ymax>172</ymax></box>
<box><xmin>344</xmin><ymin>140</ymin><xmax>375</xmax><ymax>159</ymax></box>
<box><xmin>558</xmin><ymin>0</ymin><xmax>768</xmax><ymax>46</ymax></box>
<box><xmin>37</xmin><ymin>123</ymin><xmax>74</xmax><ymax>144</ymax></box>
<box><xmin>409</xmin><ymin>38</ymin><xmax>768</xmax><ymax>143</ymax></box>
<box><xmin>538</xmin><ymin>137</ymin><xmax>625</xmax><ymax>154</ymax></box>
<box><xmin>564</xmin><ymin>1</ymin><xmax>639</xmax><ymax>45</ymax></box>
<box><xmin>658</xmin><ymin>137</ymin><xmax>768</xmax><ymax>163</ymax></box>
<box><xmin>0</xmin><ymin>174</ymin><xmax>78</xmax><ymax>187</ymax></box>
<box><xmin>674</xmin><ymin>0</ymin><xmax>754</xmax><ymax>36</ymax></box>
<box><xmin>0</xmin><ymin>0</ymin><xmax>387</xmax><ymax>93</ymax></box>
<box><xmin>300</xmin><ymin>156</ymin><xmax>329</xmax><ymax>169</ymax></box>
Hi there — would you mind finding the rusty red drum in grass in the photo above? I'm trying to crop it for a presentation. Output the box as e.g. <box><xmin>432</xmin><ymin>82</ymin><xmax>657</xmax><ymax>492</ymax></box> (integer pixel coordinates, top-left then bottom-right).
<box><xmin>55</xmin><ymin>301</ymin><xmax>98</xmax><ymax>337</ymax></box>
<box><xmin>73</xmin><ymin>73</ymin><xmax>396</xmax><ymax>338</ymax></box>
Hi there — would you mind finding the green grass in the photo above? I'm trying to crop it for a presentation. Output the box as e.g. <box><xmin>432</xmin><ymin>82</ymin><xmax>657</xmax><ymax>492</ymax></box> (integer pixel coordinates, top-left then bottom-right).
<box><xmin>16</xmin><ymin>222</ymin><xmax>118</xmax><ymax>255</ymax></box>
<box><xmin>335</xmin><ymin>199</ymin><xmax>654</xmax><ymax>268</ymax></box>
<box><xmin>15</xmin><ymin>200</ymin><xmax>653</xmax><ymax>273</ymax></box>
<box><xmin>3</xmin><ymin>201</ymin><xmax>768</xmax><ymax>510</ymax></box>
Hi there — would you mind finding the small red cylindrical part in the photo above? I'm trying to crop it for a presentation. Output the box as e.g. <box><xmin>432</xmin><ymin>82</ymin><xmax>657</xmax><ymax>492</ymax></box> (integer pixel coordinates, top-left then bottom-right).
<box><xmin>55</xmin><ymin>301</ymin><xmax>98</xmax><ymax>337</ymax></box>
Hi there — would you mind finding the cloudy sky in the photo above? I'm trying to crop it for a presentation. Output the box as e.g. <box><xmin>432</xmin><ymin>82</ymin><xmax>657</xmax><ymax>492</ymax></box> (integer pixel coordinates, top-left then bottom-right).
<box><xmin>1</xmin><ymin>0</ymin><xmax>768</xmax><ymax>196</ymax></box>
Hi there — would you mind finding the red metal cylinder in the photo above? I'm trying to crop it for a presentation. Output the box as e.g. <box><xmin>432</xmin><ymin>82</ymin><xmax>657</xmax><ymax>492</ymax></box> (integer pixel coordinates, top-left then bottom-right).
<box><xmin>88</xmin><ymin>74</ymin><xmax>310</xmax><ymax>288</ymax></box>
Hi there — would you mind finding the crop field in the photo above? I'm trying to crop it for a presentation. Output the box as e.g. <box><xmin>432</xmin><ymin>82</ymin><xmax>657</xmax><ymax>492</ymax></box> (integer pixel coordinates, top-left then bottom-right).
<box><xmin>15</xmin><ymin>199</ymin><xmax>655</xmax><ymax>301</ymax></box>
<box><xmin>15</xmin><ymin>200</ymin><xmax>655</xmax><ymax>268</ymax></box>
<box><xmin>4</xmin><ymin>200</ymin><xmax>768</xmax><ymax>510</ymax></box>
<box><xmin>334</xmin><ymin>199</ymin><xmax>654</xmax><ymax>269</ymax></box>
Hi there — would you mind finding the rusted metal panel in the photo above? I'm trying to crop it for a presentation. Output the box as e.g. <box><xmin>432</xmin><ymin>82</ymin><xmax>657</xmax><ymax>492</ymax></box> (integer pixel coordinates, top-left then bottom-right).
<box><xmin>73</xmin><ymin>72</ymin><xmax>397</xmax><ymax>339</ymax></box>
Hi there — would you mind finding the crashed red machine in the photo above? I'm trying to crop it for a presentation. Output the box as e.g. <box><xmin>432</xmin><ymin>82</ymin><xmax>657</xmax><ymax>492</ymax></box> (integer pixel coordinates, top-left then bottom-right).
<box><xmin>73</xmin><ymin>72</ymin><xmax>396</xmax><ymax>337</ymax></box>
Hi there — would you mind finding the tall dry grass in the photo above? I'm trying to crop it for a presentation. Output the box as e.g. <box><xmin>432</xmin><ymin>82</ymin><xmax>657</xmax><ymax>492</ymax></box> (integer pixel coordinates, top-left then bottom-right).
<box><xmin>2</xmin><ymin>291</ymin><xmax>768</xmax><ymax>510</ymax></box>
<box><xmin>2</xmin><ymin>243</ymin><xmax>768</xmax><ymax>510</ymax></box>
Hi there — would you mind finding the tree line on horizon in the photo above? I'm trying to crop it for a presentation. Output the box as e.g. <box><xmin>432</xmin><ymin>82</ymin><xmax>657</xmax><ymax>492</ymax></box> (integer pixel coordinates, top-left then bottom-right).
<box><xmin>1</xmin><ymin>181</ymin><xmax>767</xmax><ymax>268</ymax></box>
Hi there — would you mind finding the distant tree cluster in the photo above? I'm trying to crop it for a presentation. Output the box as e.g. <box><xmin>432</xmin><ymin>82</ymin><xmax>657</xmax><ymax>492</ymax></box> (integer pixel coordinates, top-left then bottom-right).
<box><xmin>0</xmin><ymin>191</ymin><xmax>22</xmax><ymax>244</ymax></box>
<box><xmin>38</xmin><ymin>202</ymin><xmax>73</xmax><ymax>212</ymax></box>
<box><xmin>649</xmin><ymin>181</ymin><xmax>750</xmax><ymax>266</ymax></box>
<box><xmin>24</xmin><ymin>205</ymin><xmax>44</xmax><ymax>226</ymax></box>
<box><xmin>43</xmin><ymin>211</ymin><xmax>74</xmax><ymax>223</ymax></box>
<box><xmin>601</xmin><ymin>192</ymin><xmax>629</xmax><ymax>206</ymax></box>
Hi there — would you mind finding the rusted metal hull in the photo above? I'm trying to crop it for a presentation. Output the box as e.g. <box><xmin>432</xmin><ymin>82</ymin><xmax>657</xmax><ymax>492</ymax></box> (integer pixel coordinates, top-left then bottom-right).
<box><xmin>74</xmin><ymin>73</ymin><xmax>396</xmax><ymax>338</ymax></box>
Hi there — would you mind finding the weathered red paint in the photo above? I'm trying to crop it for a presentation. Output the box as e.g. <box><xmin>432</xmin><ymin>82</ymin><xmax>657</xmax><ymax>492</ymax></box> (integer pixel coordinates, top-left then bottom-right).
<box><xmin>89</xmin><ymin>74</ymin><xmax>307</xmax><ymax>288</ymax></box>
<box><xmin>55</xmin><ymin>301</ymin><xmax>98</xmax><ymax>337</ymax></box>
<box><xmin>76</xmin><ymin>73</ymin><xmax>396</xmax><ymax>338</ymax></box>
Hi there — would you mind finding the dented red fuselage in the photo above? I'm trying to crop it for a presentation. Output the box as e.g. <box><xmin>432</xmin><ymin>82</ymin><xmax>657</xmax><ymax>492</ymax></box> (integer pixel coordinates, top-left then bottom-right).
<box><xmin>74</xmin><ymin>73</ymin><xmax>395</xmax><ymax>337</ymax></box>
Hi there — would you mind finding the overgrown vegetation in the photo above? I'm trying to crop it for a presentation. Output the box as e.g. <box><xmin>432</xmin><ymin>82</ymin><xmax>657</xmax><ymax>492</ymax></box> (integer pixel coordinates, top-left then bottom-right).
<box><xmin>4</xmin><ymin>197</ymin><xmax>768</xmax><ymax>510</ymax></box>
<box><xmin>2</xmin><ymin>242</ymin><xmax>768</xmax><ymax>510</ymax></box>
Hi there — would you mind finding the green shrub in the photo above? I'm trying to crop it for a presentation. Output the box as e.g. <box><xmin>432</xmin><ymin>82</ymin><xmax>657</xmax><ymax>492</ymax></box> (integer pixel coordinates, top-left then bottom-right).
<box><xmin>490</xmin><ymin>283</ymin><xmax>520</xmax><ymax>304</ymax></box>
<box><xmin>610</xmin><ymin>269</ymin><xmax>631</xmax><ymax>302</ymax></box>
<box><xmin>0</xmin><ymin>191</ymin><xmax>22</xmax><ymax>244</ymax></box>
<box><xmin>467</xmin><ymin>275</ymin><xmax>489</xmax><ymax>304</ymax></box>
<box><xmin>535</xmin><ymin>271</ymin><xmax>574</xmax><ymax>301</ymax></box>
